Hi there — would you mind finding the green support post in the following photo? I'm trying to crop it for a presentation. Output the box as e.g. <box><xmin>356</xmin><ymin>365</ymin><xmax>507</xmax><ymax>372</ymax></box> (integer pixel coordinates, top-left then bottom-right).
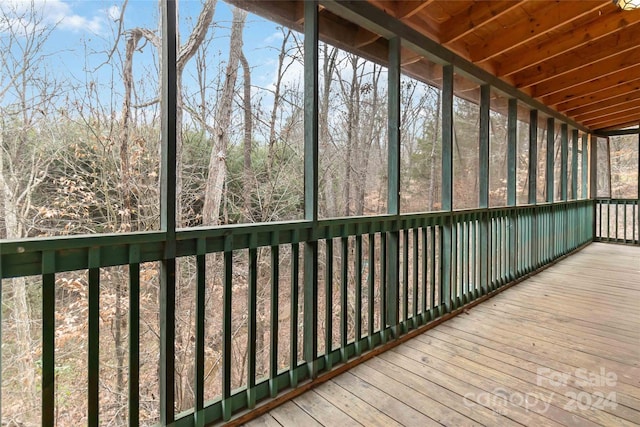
<box><xmin>42</xmin><ymin>251</ymin><xmax>55</xmax><ymax>427</ymax></box>
<box><xmin>582</xmin><ymin>134</ymin><xmax>588</xmax><ymax>199</ymax></box>
<box><xmin>303</xmin><ymin>0</ymin><xmax>319</xmax><ymax>378</ymax></box>
<box><xmin>561</xmin><ymin>124</ymin><xmax>568</xmax><ymax>253</ymax></box>
<box><xmin>0</xmin><ymin>248</ymin><xmax>2</xmax><ymax>422</ymax></box>
<box><xmin>507</xmin><ymin>98</ymin><xmax>517</xmax><ymax>280</ymax></box>
<box><xmin>571</xmin><ymin>129</ymin><xmax>579</xmax><ymax>199</ymax></box>
<box><xmin>129</xmin><ymin>246</ymin><xmax>141</xmax><ymax>427</ymax></box>
<box><xmin>507</xmin><ymin>99</ymin><xmax>517</xmax><ymax>206</ymax></box>
<box><xmin>160</xmin><ymin>0</ymin><xmax>177</xmax><ymax>423</ymax></box>
<box><xmin>387</xmin><ymin>36</ymin><xmax>401</xmax><ymax>335</ymax></box>
<box><xmin>528</xmin><ymin>110</ymin><xmax>538</xmax><ymax>270</ymax></box>
<box><xmin>194</xmin><ymin>239</ymin><xmax>205</xmax><ymax>426</ymax></box>
<box><xmin>546</xmin><ymin>117</ymin><xmax>555</xmax><ymax>203</ymax></box>
<box><xmin>88</xmin><ymin>248</ymin><xmax>100</xmax><ymax>427</ymax></box>
<box><xmin>441</xmin><ymin>64</ymin><xmax>454</xmax><ymax>311</ymax></box>
<box><xmin>590</xmin><ymin>135</ymin><xmax>598</xmax><ymax>200</ymax></box>
<box><xmin>590</xmin><ymin>135</ymin><xmax>598</xmax><ymax>240</ymax></box>
<box><xmin>479</xmin><ymin>85</ymin><xmax>490</xmax><ymax>294</ymax></box>
<box><xmin>528</xmin><ymin>110</ymin><xmax>538</xmax><ymax>205</ymax></box>
<box><xmin>546</xmin><ymin>118</ymin><xmax>554</xmax><ymax>259</ymax></box>
<box><xmin>561</xmin><ymin>124</ymin><xmax>568</xmax><ymax>201</ymax></box>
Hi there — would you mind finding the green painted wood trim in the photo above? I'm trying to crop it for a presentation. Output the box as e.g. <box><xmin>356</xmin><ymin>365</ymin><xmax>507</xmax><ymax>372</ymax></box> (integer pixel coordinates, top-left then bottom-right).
<box><xmin>590</xmin><ymin>135</ymin><xmax>598</xmax><ymax>200</ymax></box>
<box><xmin>479</xmin><ymin>85</ymin><xmax>490</xmax><ymax>209</ymax></box>
<box><xmin>582</xmin><ymin>134</ymin><xmax>589</xmax><ymax>199</ymax></box>
<box><xmin>42</xmin><ymin>251</ymin><xmax>56</xmax><ymax>427</ymax></box>
<box><xmin>507</xmin><ymin>98</ymin><xmax>518</xmax><ymax>206</ymax></box>
<box><xmin>571</xmin><ymin>129</ymin><xmax>579</xmax><ymax>200</ymax></box>
<box><xmin>440</xmin><ymin>65</ymin><xmax>454</xmax><ymax>314</ymax></box>
<box><xmin>561</xmin><ymin>124</ymin><xmax>568</xmax><ymax>201</ymax></box>
<box><xmin>387</xmin><ymin>37</ymin><xmax>401</xmax><ymax>333</ymax></box>
<box><xmin>194</xmin><ymin>239</ymin><xmax>206</xmax><ymax>426</ymax></box>
<box><xmin>546</xmin><ymin>117</ymin><xmax>555</xmax><ymax>203</ymax></box>
<box><xmin>528</xmin><ymin>110</ymin><xmax>538</xmax><ymax>205</ymax></box>
<box><xmin>129</xmin><ymin>246</ymin><xmax>141</xmax><ymax>427</ymax></box>
<box><xmin>304</xmin><ymin>0</ymin><xmax>319</xmax><ymax>222</ymax></box>
<box><xmin>442</xmin><ymin>65</ymin><xmax>454</xmax><ymax>211</ymax></box>
<box><xmin>160</xmin><ymin>1</ymin><xmax>177</xmax><ymax>423</ymax></box>
<box><xmin>303</xmin><ymin>0</ymin><xmax>319</xmax><ymax>379</ymax></box>
<box><xmin>88</xmin><ymin>248</ymin><xmax>100</xmax><ymax>427</ymax></box>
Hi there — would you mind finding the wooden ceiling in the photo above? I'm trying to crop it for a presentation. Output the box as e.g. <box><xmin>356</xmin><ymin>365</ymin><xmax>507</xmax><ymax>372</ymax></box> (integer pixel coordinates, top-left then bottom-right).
<box><xmin>236</xmin><ymin>0</ymin><xmax>640</xmax><ymax>132</ymax></box>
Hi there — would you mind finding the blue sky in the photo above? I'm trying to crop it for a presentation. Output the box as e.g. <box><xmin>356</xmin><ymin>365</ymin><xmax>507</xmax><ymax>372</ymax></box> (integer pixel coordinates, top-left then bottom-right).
<box><xmin>0</xmin><ymin>0</ymin><xmax>301</xmax><ymax>124</ymax></box>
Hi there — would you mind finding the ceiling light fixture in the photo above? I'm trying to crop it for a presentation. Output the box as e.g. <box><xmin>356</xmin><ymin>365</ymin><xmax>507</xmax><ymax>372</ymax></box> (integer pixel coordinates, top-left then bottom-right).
<box><xmin>613</xmin><ymin>0</ymin><xmax>640</xmax><ymax>10</ymax></box>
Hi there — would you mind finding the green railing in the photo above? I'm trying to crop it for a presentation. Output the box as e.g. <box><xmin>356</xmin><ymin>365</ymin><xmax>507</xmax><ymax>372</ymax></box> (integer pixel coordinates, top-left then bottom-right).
<box><xmin>0</xmin><ymin>200</ymin><xmax>594</xmax><ymax>425</ymax></box>
<box><xmin>595</xmin><ymin>199</ymin><xmax>640</xmax><ymax>245</ymax></box>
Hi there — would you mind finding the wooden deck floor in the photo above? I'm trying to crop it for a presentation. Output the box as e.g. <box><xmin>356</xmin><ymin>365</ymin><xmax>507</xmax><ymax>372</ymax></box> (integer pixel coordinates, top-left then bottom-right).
<box><xmin>245</xmin><ymin>243</ymin><xmax>640</xmax><ymax>427</ymax></box>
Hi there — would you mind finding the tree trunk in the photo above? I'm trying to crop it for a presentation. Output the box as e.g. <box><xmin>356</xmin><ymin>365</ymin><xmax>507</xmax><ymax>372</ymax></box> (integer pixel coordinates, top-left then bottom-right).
<box><xmin>319</xmin><ymin>44</ymin><xmax>337</xmax><ymax>217</ymax></box>
<box><xmin>428</xmin><ymin>89</ymin><xmax>441</xmax><ymax>210</ymax></box>
<box><xmin>0</xmin><ymin>125</ymin><xmax>36</xmax><ymax>405</ymax></box>
<box><xmin>202</xmin><ymin>8</ymin><xmax>247</xmax><ymax>226</ymax></box>
<box><xmin>240</xmin><ymin>51</ymin><xmax>253</xmax><ymax>221</ymax></box>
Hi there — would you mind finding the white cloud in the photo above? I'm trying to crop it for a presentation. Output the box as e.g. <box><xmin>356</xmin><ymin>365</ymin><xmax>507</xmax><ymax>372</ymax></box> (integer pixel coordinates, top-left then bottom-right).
<box><xmin>0</xmin><ymin>0</ymin><xmax>117</xmax><ymax>35</ymax></box>
<box><xmin>106</xmin><ymin>5</ymin><xmax>120</xmax><ymax>21</ymax></box>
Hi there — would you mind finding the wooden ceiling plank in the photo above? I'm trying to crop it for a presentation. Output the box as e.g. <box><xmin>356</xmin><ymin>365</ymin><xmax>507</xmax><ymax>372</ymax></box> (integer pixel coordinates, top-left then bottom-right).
<box><xmin>531</xmin><ymin>48</ymin><xmax>640</xmax><ymax>98</ymax></box>
<box><xmin>595</xmin><ymin>120</ymin><xmax>640</xmax><ymax>131</ymax></box>
<box><xmin>228</xmin><ymin>0</ymin><xmax>304</xmax><ymax>27</ymax></box>
<box><xmin>511</xmin><ymin>23</ymin><xmax>640</xmax><ymax>89</ymax></box>
<box><xmin>545</xmin><ymin>70</ymin><xmax>640</xmax><ymax>108</ymax></box>
<box><xmin>395</xmin><ymin>0</ymin><xmax>436</xmax><ymax>19</ymax></box>
<box><xmin>403</xmin><ymin>12</ymin><xmax>441</xmax><ymax>40</ymax></box>
<box><xmin>564</xmin><ymin>93</ymin><xmax>640</xmax><ymax>117</ymax></box>
<box><xmin>468</xmin><ymin>1</ymin><xmax>605</xmax><ymax>62</ymax></box>
<box><xmin>573</xmin><ymin>100</ymin><xmax>640</xmax><ymax>122</ymax></box>
<box><xmin>497</xmin><ymin>8</ymin><xmax>629</xmax><ymax>77</ymax></box>
<box><xmin>440</xmin><ymin>1</ymin><xmax>522</xmax><ymax>44</ymax></box>
<box><xmin>582</xmin><ymin>107</ymin><xmax>640</xmax><ymax>128</ymax></box>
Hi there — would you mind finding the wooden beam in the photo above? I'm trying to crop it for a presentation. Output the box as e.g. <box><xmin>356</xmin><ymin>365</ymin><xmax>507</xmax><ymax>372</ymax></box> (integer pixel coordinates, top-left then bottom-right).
<box><xmin>468</xmin><ymin>1</ymin><xmax>604</xmax><ymax>62</ymax></box>
<box><xmin>547</xmin><ymin>71</ymin><xmax>640</xmax><ymax>109</ymax></box>
<box><xmin>583</xmin><ymin>107</ymin><xmax>640</xmax><ymax>129</ymax></box>
<box><xmin>531</xmin><ymin>47</ymin><xmax>640</xmax><ymax>98</ymax></box>
<box><xmin>511</xmin><ymin>23</ymin><xmax>640</xmax><ymax>89</ymax></box>
<box><xmin>440</xmin><ymin>1</ymin><xmax>522</xmax><ymax>44</ymax></box>
<box><xmin>573</xmin><ymin>99</ymin><xmax>640</xmax><ymax>123</ymax></box>
<box><xmin>403</xmin><ymin>12</ymin><xmax>440</xmax><ymax>41</ymax></box>
<box><xmin>497</xmin><ymin>8</ymin><xmax>630</xmax><ymax>77</ymax></box>
<box><xmin>596</xmin><ymin>120</ymin><xmax>640</xmax><ymax>132</ymax></box>
<box><xmin>394</xmin><ymin>0</ymin><xmax>435</xmax><ymax>19</ymax></box>
<box><xmin>228</xmin><ymin>0</ymin><xmax>304</xmax><ymax>28</ymax></box>
<box><xmin>563</xmin><ymin>92</ymin><xmax>640</xmax><ymax>117</ymax></box>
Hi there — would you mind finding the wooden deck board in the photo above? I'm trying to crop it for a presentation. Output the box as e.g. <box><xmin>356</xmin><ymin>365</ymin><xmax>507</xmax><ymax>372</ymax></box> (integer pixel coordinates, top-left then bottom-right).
<box><xmin>246</xmin><ymin>243</ymin><xmax>640</xmax><ymax>426</ymax></box>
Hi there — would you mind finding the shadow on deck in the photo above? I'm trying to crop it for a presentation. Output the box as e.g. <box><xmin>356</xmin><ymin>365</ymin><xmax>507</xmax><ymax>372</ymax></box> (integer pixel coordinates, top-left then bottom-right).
<box><xmin>246</xmin><ymin>243</ymin><xmax>640</xmax><ymax>426</ymax></box>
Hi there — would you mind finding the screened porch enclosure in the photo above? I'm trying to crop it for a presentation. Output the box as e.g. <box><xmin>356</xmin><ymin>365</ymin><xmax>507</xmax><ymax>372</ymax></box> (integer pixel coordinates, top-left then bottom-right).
<box><xmin>0</xmin><ymin>1</ymin><xmax>639</xmax><ymax>426</ymax></box>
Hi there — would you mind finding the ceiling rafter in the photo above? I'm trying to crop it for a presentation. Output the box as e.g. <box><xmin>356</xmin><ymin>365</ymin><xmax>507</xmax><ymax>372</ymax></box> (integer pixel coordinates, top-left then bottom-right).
<box><xmin>531</xmin><ymin>47</ymin><xmax>640</xmax><ymax>98</ymax></box>
<box><xmin>595</xmin><ymin>120</ymin><xmax>640</xmax><ymax>132</ymax></box>
<box><xmin>512</xmin><ymin>24</ymin><xmax>640</xmax><ymax>89</ymax></box>
<box><xmin>467</xmin><ymin>1</ymin><xmax>605</xmax><ymax>62</ymax></box>
<box><xmin>564</xmin><ymin>93</ymin><xmax>640</xmax><ymax>118</ymax></box>
<box><xmin>440</xmin><ymin>1</ymin><xmax>522</xmax><ymax>44</ymax></box>
<box><xmin>573</xmin><ymin>100</ymin><xmax>640</xmax><ymax>123</ymax></box>
<box><xmin>584</xmin><ymin>108</ymin><xmax>640</xmax><ymax>128</ymax></box>
<box><xmin>497</xmin><ymin>9</ymin><xmax>634</xmax><ymax>77</ymax></box>
<box><xmin>546</xmin><ymin>71</ymin><xmax>640</xmax><ymax>108</ymax></box>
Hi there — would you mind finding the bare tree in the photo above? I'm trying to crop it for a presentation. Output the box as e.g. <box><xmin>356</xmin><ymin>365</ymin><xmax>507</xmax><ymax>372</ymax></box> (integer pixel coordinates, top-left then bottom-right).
<box><xmin>0</xmin><ymin>3</ymin><xmax>62</xmax><ymax>418</ymax></box>
<box><xmin>202</xmin><ymin>7</ymin><xmax>247</xmax><ymax>226</ymax></box>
